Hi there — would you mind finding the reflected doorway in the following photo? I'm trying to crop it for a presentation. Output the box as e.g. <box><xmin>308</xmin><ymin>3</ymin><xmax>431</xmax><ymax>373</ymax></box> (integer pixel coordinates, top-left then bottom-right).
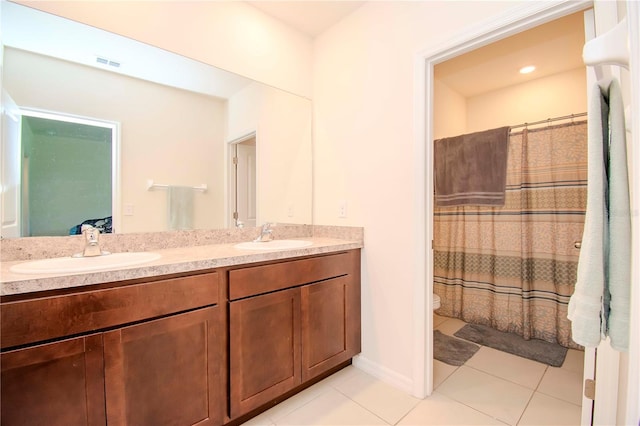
<box><xmin>18</xmin><ymin>110</ymin><xmax>115</xmax><ymax>236</ymax></box>
<box><xmin>230</xmin><ymin>133</ymin><xmax>256</xmax><ymax>228</ymax></box>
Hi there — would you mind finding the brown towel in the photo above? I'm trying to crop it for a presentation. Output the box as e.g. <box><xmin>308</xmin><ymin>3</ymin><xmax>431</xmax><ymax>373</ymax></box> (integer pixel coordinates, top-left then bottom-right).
<box><xmin>434</xmin><ymin>126</ymin><xmax>510</xmax><ymax>206</ymax></box>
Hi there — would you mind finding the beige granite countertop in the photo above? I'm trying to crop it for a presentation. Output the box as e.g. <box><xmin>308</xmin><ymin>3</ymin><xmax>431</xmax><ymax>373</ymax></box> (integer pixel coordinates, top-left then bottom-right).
<box><xmin>1</xmin><ymin>237</ymin><xmax>362</xmax><ymax>296</ymax></box>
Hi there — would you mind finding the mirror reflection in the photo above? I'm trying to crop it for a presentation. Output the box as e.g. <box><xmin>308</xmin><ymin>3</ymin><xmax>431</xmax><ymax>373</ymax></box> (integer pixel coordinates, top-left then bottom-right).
<box><xmin>0</xmin><ymin>2</ymin><xmax>312</xmax><ymax>238</ymax></box>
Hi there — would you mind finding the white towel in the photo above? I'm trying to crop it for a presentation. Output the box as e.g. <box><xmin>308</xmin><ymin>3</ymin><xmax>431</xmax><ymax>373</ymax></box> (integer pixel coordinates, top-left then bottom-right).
<box><xmin>167</xmin><ymin>186</ymin><xmax>194</xmax><ymax>230</ymax></box>
<box><xmin>567</xmin><ymin>81</ymin><xmax>608</xmax><ymax>347</ymax></box>
<box><xmin>568</xmin><ymin>78</ymin><xmax>631</xmax><ymax>351</ymax></box>
<box><xmin>605</xmin><ymin>79</ymin><xmax>631</xmax><ymax>351</ymax></box>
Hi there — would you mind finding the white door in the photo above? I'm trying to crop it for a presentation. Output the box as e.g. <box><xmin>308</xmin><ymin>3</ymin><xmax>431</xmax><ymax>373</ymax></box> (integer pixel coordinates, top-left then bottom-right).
<box><xmin>1</xmin><ymin>89</ymin><xmax>21</xmax><ymax>238</ymax></box>
<box><xmin>229</xmin><ymin>133</ymin><xmax>256</xmax><ymax>228</ymax></box>
<box><xmin>236</xmin><ymin>141</ymin><xmax>257</xmax><ymax>228</ymax></box>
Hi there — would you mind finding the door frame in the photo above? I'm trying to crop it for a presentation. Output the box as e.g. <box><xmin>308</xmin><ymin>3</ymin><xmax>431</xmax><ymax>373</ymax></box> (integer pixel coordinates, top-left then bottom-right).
<box><xmin>1</xmin><ymin>89</ymin><xmax>21</xmax><ymax>238</ymax></box>
<box><xmin>625</xmin><ymin>4</ymin><xmax>640</xmax><ymax>424</ymax></box>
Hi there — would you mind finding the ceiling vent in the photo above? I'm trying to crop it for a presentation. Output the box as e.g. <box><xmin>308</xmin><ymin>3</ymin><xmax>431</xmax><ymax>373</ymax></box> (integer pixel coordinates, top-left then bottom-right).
<box><xmin>96</xmin><ymin>56</ymin><xmax>121</xmax><ymax>68</ymax></box>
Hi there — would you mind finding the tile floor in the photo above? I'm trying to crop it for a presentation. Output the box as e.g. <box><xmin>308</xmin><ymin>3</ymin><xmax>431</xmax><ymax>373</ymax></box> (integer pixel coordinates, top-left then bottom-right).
<box><xmin>242</xmin><ymin>314</ymin><xmax>584</xmax><ymax>425</ymax></box>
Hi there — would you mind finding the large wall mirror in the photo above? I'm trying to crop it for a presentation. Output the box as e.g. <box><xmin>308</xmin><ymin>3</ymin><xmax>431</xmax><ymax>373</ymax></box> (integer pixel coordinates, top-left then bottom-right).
<box><xmin>0</xmin><ymin>1</ymin><xmax>312</xmax><ymax>238</ymax></box>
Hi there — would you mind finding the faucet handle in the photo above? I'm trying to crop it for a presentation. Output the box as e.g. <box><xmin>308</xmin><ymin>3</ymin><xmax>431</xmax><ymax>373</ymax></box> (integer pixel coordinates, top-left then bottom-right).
<box><xmin>80</xmin><ymin>224</ymin><xmax>95</xmax><ymax>233</ymax></box>
<box><xmin>72</xmin><ymin>224</ymin><xmax>109</xmax><ymax>257</ymax></box>
<box><xmin>81</xmin><ymin>225</ymin><xmax>100</xmax><ymax>244</ymax></box>
<box><xmin>253</xmin><ymin>222</ymin><xmax>274</xmax><ymax>242</ymax></box>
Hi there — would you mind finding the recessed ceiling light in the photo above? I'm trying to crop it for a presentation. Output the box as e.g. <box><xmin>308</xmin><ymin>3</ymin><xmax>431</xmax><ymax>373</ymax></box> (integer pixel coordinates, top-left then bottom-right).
<box><xmin>519</xmin><ymin>65</ymin><xmax>536</xmax><ymax>74</ymax></box>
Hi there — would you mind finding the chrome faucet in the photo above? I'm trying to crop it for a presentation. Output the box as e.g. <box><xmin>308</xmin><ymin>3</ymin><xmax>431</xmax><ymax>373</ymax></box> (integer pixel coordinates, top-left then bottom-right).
<box><xmin>79</xmin><ymin>224</ymin><xmax>107</xmax><ymax>257</ymax></box>
<box><xmin>253</xmin><ymin>222</ymin><xmax>274</xmax><ymax>242</ymax></box>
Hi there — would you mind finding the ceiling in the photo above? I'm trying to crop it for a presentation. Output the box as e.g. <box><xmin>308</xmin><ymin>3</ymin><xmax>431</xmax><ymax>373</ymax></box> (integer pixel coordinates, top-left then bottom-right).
<box><xmin>246</xmin><ymin>1</ymin><xmax>365</xmax><ymax>37</ymax></box>
<box><xmin>244</xmin><ymin>3</ymin><xmax>585</xmax><ymax>99</ymax></box>
<box><xmin>435</xmin><ymin>11</ymin><xmax>586</xmax><ymax>98</ymax></box>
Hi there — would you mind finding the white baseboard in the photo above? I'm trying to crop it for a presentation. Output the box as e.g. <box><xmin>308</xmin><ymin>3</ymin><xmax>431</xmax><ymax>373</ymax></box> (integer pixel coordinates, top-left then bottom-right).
<box><xmin>352</xmin><ymin>355</ymin><xmax>414</xmax><ymax>395</ymax></box>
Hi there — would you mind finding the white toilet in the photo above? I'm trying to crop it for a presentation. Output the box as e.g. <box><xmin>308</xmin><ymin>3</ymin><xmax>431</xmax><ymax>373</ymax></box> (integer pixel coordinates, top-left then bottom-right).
<box><xmin>433</xmin><ymin>293</ymin><xmax>441</xmax><ymax>310</ymax></box>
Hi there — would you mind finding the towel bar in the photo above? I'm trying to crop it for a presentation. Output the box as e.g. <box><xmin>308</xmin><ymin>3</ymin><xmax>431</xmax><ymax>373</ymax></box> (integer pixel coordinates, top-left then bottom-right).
<box><xmin>146</xmin><ymin>179</ymin><xmax>207</xmax><ymax>192</ymax></box>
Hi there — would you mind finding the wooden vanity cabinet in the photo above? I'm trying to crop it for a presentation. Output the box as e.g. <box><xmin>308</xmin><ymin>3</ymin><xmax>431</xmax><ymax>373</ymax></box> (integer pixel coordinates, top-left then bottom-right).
<box><xmin>104</xmin><ymin>306</ymin><xmax>221</xmax><ymax>426</ymax></box>
<box><xmin>301</xmin><ymin>273</ymin><xmax>360</xmax><ymax>382</ymax></box>
<box><xmin>228</xmin><ymin>250</ymin><xmax>361</xmax><ymax>419</ymax></box>
<box><xmin>229</xmin><ymin>288</ymin><xmax>302</xmax><ymax>417</ymax></box>
<box><xmin>1</xmin><ymin>248</ymin><xmax>361</xmax><ymax>425</ymax></box>
<box><xmin>0</xmin><ymin>272</ymin><xmax>223</xmax><ymax>426</ymax></box>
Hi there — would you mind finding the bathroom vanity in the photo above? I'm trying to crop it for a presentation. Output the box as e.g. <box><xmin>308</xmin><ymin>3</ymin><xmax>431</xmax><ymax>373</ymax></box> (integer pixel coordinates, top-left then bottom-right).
<box><xmin>0</xmin><ymin>235</ymin><xmax>362</xmax><ymax>426</ymax></box>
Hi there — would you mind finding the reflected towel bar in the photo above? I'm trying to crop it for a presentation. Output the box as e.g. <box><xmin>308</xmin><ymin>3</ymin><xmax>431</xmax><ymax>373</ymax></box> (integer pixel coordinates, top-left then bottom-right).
<box><xmin>146</xmin><ymin>179</ymin><xmax>207</xmax><ymax>192</ymax></box>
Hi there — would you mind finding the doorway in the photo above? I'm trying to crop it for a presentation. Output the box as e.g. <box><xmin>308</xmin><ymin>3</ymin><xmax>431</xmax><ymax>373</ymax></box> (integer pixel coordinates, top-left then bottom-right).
<box><xmin>430</xmin><ymin>9</ymin><xmax>588</xmax><ymax>425</ymax></box>
<box><xmin>22</xmin><ymin>111</ymin><xmax>115</xmax><ymax>236</ymax></box>
<box><xmin>417</xmin><ymin>1</ymin><xmax>636</xmax><ymax>424</ymax></box>
<box><xmin>2</xmin><ymin>107</ymin><xmax>119</xmax><ymax>237</ymax></box>
<box><xmin>413</xmin><ymin>0</ymin><xmax>594</xmax><ymax>408</ymax></box>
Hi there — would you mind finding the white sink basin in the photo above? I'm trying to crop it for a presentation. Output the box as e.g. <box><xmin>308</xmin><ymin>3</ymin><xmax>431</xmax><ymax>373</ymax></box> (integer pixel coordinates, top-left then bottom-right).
<box><xmin>234</xmin><ymin>240</ymin><xmax>313</xmax><ymax>251</ymax></box>
<box><xmin>10</xmin><ymin>252</ymin><xmax>161</xmax><ymax>274</ymax></box>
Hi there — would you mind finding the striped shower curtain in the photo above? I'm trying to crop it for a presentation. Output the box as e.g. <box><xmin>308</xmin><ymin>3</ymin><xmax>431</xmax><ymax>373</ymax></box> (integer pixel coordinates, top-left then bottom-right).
<box><xmin>433</xmin><ymin>121</ymin><xmax>587</xmax><ymax>349</ymax></box>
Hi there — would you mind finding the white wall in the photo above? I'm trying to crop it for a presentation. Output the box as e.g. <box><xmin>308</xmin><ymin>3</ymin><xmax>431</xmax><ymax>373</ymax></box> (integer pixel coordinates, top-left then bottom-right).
<box><xmin>227</xmin><ymin>83</ymin><xmax>313</xmax><ymax>225</ymax></box>
<box><xmin>313</xmin><ymin>1</ymin><xmax>528</xmax><ymax>389</ymax></box>
<box><xmin>466</xmin><ymin>67</ymin><xmax>587</xmax><ymax>132</ymax></box>
<box><xmin>434</xmin><ymin>67</ymin><xmax>587</xmax><ymax>138</ymax></box>
<box><xmin>433</xmin><ymin>79</ymin><xmax>467</xmax><ymax>140</ymax></box>
<box><xmin>15</xmin><ymin>0</ymin><xmax>314</xmax><ymax>98</ymax></box>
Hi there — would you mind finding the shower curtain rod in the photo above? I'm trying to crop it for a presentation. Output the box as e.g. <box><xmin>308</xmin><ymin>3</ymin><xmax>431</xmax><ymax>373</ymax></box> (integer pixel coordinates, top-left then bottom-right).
<box><xmin>510</xmin><ymin>112</ymin><xmax>587</xmax><ymax>130</ymax></box>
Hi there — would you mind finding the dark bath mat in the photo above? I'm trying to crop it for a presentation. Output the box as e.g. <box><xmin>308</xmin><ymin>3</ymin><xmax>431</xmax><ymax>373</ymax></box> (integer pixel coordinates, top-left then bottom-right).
<box><xmin>454</xmin><ymin>323</ymin><xmax>568</xmax><ymax>367</ymax></box>
<box><xmin>434</xmin><ymin>330</ymin><xmax>480</xmax><ymax>366</ymax></box>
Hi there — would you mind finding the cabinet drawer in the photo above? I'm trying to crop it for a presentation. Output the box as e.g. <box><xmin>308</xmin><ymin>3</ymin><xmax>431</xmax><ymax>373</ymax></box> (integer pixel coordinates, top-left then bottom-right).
<box><xmin>1</xmin><ymin>272</ymin><xmax>219</xmax><ymax>349</ymax></box>
<box><xmin>229</xmin><ymin>252</ymin><xmax>353</xmax><ymax>300</ymax></box>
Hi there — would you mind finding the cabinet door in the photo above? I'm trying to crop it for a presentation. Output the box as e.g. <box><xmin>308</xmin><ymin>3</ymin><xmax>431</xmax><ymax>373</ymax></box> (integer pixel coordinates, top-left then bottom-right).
<box><xmin>1</xmin><ymin>334</ymin><xmax>106</xmax><ymax>426</ymax></box>
<box><xmin>104</xmin><ymin>306</ymin><xmax>222</xmax><ymax>426</ymax></box>
<box><xmin>229</xmin><ymin>288</ymin><xmax>301</xmax><ymax>418</ymax></box>
<box><xmin>301</xmin><ymin>275</ymin><xmax>361</xmax><ymax>381</ymax></box>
